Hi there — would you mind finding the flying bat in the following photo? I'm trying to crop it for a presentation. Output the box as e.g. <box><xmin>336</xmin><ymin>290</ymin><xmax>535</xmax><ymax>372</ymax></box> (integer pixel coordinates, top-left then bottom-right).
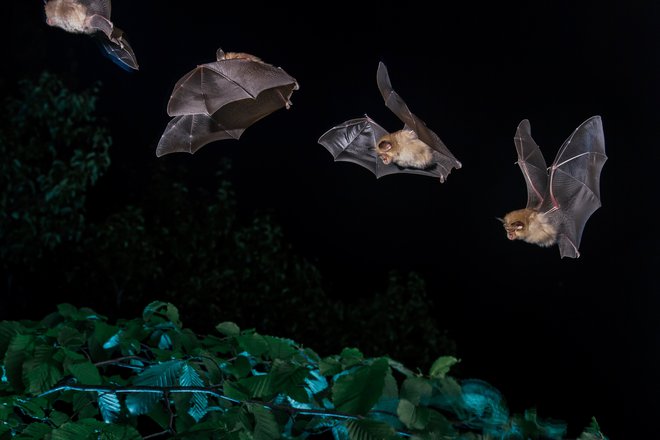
<box><xmin>156</xmin><ymin>49</ymin><xmax>299</xmax><ymax>157</ymax></box>
<box><xmin>318</xmin><ymin>62</ymin><xmax>461</xmax><ymax>182</ymax></box>
<box><xmin>43</xmin><ymin>0</ymin><xmax>138</xmax><ymax>71</ymax></box>
<box><xmin>499</xmin><ymin>116</ymin><xmax>607</xmax><ymax>258</ymax></box>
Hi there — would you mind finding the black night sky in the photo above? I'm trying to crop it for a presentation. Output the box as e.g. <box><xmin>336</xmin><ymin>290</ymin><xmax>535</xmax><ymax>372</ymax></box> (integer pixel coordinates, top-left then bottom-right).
<box><xmin>4</xmin><ymin>1</ymin><xmax>658</xmax><ymax>439</ymax></box>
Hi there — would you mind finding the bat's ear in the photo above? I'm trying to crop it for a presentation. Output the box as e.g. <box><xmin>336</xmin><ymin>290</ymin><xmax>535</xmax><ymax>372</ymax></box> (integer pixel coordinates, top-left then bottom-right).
<box><xmin>216</xmin><ymin>48</ymin><xmax>226</xmax><ymax>60</ymax></box>
<box><xmin>495</xmin><ymin>217</ymin><xmax>505</xmax><ymax>224</ymax></box>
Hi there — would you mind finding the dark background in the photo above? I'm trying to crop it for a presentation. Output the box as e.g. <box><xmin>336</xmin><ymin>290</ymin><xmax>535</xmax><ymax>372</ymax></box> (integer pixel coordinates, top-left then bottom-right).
<box><xmin>5</xmin><ymin>1</ymin><xmax>658</xmax><ymax>438</ymax></box>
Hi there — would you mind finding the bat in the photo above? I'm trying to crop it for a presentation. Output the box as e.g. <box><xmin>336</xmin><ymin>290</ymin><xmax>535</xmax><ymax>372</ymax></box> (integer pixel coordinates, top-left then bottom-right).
<box><xmin>499</xmin><ymin>116</ymin><xmax>607</xmax><ymax>258</ymax></box>
<box><xmin>318</xmin><ymin>62</ymin><xmax>461</xmax><ymax>182</ymax></box>
<box><xmin>43</xmin><ymin>0</ymin><xmax>139</xmax><ymax>71</ymax></box>
<box><xmin>156</xmin><ymin>49</ymin><xmax>299</xmax><ymax>157</ymax></box>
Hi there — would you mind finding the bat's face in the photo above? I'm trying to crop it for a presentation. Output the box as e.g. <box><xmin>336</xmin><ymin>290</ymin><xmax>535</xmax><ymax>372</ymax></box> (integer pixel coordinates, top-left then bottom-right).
<box><xmin>375</xmin><ymin>136</ymin><xmax>395</xmax><ymax>165</ymax></box>
<box><xmin>500</xmin><ymin>208</ymin><xmax>558</xmax><ymax>247</ymax></box>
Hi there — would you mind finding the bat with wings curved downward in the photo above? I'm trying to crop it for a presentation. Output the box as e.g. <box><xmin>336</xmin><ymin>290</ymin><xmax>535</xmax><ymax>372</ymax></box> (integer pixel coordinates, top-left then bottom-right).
<box><xmin>499</xmin><ymin>116</ymin><xmax>607</xmax><ymax>258</ymax></box>
<box><xmin>43</xmin><ymin>0</ymin><xmax>138</xmax><ymax>70</ymax></box>
<box><xmin>318</xmin><ymin>62</ymin><xmax>461</xmax><ymax>182</ymax></box>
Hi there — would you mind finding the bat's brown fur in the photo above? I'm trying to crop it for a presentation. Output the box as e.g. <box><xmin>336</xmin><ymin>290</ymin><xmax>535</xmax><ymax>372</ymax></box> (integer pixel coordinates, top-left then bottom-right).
<box><xmin>501</xmin><ymin>208</ymin><xmax>557</xmax><ymax>247</ymax></box>
<box><xmin>44</xmin><ymin>0</ymin><xmax>90</xmax><ymax>34</ymax></box>
<box><xmin>375</xmin><ymin>129</ymin><xmax>434</xmax><ymax>169</ymax></box>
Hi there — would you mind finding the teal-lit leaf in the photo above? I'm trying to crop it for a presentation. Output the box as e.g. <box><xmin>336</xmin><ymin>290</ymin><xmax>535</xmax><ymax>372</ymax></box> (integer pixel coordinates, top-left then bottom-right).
<box><xmin>126</xmin><ymin>360</ymin><xmax>182</xmax><ymax>415</ymax></box>
<box><xmin>397</xmin><ymin>398</ymin><xmax>429</xmax><ymax>430</ymax></box>
<box><xmin>179</xmin><ymin>363</ymin><xmax>208</xmax><ymax>422</ymax></box>
<box><xmin>216</xmin><ymin>322</ymin><xmax>240</xmax><ymax>337</ymax></box>
<box><xmin>250</xmin><ymin>404</ymin><xmax>280</xmax><ymax>440</ymax></box>
<box><xmin>56</xmin><ymin>303</ymin><xmax>79</xmax><ymax>319</ymax></box>
<box><xmin>66</xmin><ymin>360</ymin><xmax>102</xmax><ymax>385</ymax></box>
<box><xmin>429</xmin><ymin>356</ymin><xmax>459</xmax><ymax>379</ymax></box>
<box><xmin>346</xmin><ymin>418</ymin><xmax>397</xmax><ymax>440</ymax></box>
<box><xmin>370</xmin><ymin>369</ymin><xmax>401</xmax><ymax>429</ymax></box>
<box><xmin>304</xmin><ymin>369</ymin><xmax>328</xmax><ymax>396</ymax></box>
<box><xmin>98</xmin><ymin>392</ymin><xmax>121</xmax><ymax>423</ymax></box>
<box><xmin>578</xmin><ymin>417</ymin><xmax>608</xmax><ymax>440</ymax></box>
<box><xmin>333</xmin><ymin>357</ymin><xmax>389</xmax><ymax>415</ymax></box>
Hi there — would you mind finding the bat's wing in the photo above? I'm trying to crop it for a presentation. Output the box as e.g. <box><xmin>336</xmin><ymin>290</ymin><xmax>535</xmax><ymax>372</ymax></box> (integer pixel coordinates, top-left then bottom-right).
<box><xmin>156</xmin><ymin>114</ymin><xmax>245</xmax><ymax>157</ymax></box>
<box><xmin>97</xmin><ymin>31</ymin><xmax>138</xmax><ymax>71</ymax></box>
<box><xmin>318</xmin><ymin>117</ymin><xmax>445</xmax><ymax>179</ymax></box>
<box><xmin>82</xmin><ymin>0</ymin><xmax>112</xmax><ymax>18</ymax></box>
<box><xmin>514</xmin><ymin>119</ymin><xmax>550</xmax><ymax>210</ymax></box>
<box><xmin>167</xmin><ymin>57</ymin><xmax>299</xmax><ymax>121</ymax></box>
<box><xmin>376</xmin><ymin>61</ymin><xmax>462</xmax><ymax>179</ymax></box>
<box><xmin>546</xmin><ymin>115</ymin><xmax>607</xmax><ymax>258</ymax></box>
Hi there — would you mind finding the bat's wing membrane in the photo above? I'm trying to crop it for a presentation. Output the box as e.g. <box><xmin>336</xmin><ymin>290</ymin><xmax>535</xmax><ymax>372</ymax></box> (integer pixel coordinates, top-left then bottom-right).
<box><xmin>376</xmin><ymin>62</ymin><xmax>462</xmax><ymax>179</ymax></box>
<box><xmin>97</xmin><ymin>32</ymin><xmax>138</xmax><ymax>71</ymax></box>
<box><xmin>514</xmin><ymin>119</ymin><xmax>549</xmax><ymax>210</ymax></box>
<box><xmin>82</xmin><ymin>0</ymin><xmax>112</xmax><ymax>18</ymax></box>
<box><xmin>167</xmin><ymin>59</ymin><xmax>298</xmax><ymax>120</ymax></box>
<box><xmin>547</xmin><ymin>115</ymin><xmax>607</xmax><ymax>258</ymax></box>
<box><xmin>156</xmin><ymin>114</ymin><xmax>244</xmax><ymax>157</ymax></box>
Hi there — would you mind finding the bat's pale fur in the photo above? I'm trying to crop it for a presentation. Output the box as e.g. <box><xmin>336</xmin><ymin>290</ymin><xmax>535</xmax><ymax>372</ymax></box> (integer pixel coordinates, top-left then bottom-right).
<box><xmin>44</xmin><ymin>0</ymin><xmax>90</xmax><ymax>34</ymax></box>
<box><xmin>501</xmin><ymin>208</ymin><xmax>557</xmax><ymax>247</ymax></box>
<box><xmin>220</xmin><ymin>52</ymin><xmax>264</xmax><ymax>63</ymax></box>
<box><xmin>376</xmin><ymin>129</ymin><xmax>434</xmax><ymax>169</ymax></box>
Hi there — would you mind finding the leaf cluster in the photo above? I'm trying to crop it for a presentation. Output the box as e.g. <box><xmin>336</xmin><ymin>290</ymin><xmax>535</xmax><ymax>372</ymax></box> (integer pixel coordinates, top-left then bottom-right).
<box><xmin>0</xmin><ymin>302</ymin><xmax>607</xmax><ymax>439</ymax></box>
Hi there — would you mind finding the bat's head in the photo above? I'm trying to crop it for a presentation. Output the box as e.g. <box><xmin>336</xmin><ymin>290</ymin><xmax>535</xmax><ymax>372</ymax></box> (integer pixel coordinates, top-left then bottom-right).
<box><xmin>375</xmin><ymin>137</ymin><xmax>394</xmax><ymax>165</ymax></box>
<box><xmin>499</xmin><ymin>208</ymin><xmax>558</xmax><ymax>247</ymax></box>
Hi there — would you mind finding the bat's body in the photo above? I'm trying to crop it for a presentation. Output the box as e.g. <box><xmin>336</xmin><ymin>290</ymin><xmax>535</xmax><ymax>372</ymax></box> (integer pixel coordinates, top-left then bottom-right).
<box><xmin>44</xmin><ymin>0</ymin><xmax>90</xmax><ymax>34</ymax></box>
<box><xmin>43</xmin><ymin>0</ymin><xmax>139</xmax><ymax>71</ymax></box>
<box><xmin>502</xmin><ymin>208</ymin><xmax>557</xmax><ymax>247</ymax></box>
<box><xmin>376</xmin><ymin>129</ymin><xmax>435</xmax><ymax>169</ymax></box>
<box><xmin>500</xmin><ymin>116</ymin><xmax>607</xmax><ymax>258</ymax></box>
<box><xmin>318</xmin><ymin>62</ymin><xmax>461</xmax><ymax>182</ymax></box>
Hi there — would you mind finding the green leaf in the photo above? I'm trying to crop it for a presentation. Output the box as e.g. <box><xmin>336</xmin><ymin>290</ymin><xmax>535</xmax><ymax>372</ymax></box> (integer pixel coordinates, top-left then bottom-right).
<box><xmin>224</xmin><ymin>381</ymin><xmax>249</xmax><ymax>401</ymax></box>
<box><xmin>240</xmin><ymin>374</ymin><xmax>272</xmax><ymax>399</ymax></box>
<box><xmin>0</xmin><ymin>321</ymin><xmax>22</xmax><ymax>358</ymax></box>
<box><xmin>56</xmin><ymin>326</ymin><xmax>85</xmax><ymax>350</ymax></box>
<box><xmin>23</xmin><ymin>345</ymin><xmax>63</xmax><ymax>394</ymax></box>
<box><xmin>397</xmin><ymin>398</ymin><xmax>429</xmax><ymax>430</ymax></box>
<box><xmin>98</xmin><ymin>392</ymin><xmax>121</xmax><ymax>423</ymax></box>
<box><xmin>15</xmin><ymin>397</ymin><xmax>49</xmax><ymax>419</ymax></box>
<box><xmin>429</xmin><ymin>356</ymin><xmax>459</xmax><ymax>379</ymax></box>
<box><xmin>216</xmin><ymin>321</ymin><xmax>240</xmax><ymax>337</ymax></box>
<box><xmin>270</xmin><ymin>360</ymin><xmax>310</xmax><ymax>403</ymax></box>
<box><xmin>319</xmin><ymin>356</ymin><xmax>342</xmax><ymax>376</ymax></box>
<box><xmin>400</xmin><ymin>377</ymin><xmax>432</xmax><ymax>405</ymax></box>
<box><xmin>49</xmin><ymin>409</ymin><xmax>70</xmax><ymax>427</ymax></box>
<box><xmin>339</xmin><ymin>348</ymin><xmax>364</xmax><ymax>368</ymax></box>
<box><xmin>5</xmin><ymin>334</ymin><xmax>34</xmax><ymax>391</ymax></box>
<box><xmin>66</xmin><ymin>360</ymin><xmax>102</xmax><ymax>385</ymax></box>
<box><xmin>250</xmin><ymin>404</ymin><xmax>280</xmax><ymax>440</ymax></box>
<box><xmin>226</xmin><ymin>354</ymin><xmax>252</xmax><ymax>379</ymax></box>
<box><xmin>50</xmin><ymin>420</ymin><xmax>97</xmax><ymax>440</ymax></box>
<box><xmin>262</xmin><ymin>336</ymin><xmax>297</xmax><ymax>360</ymax></box>
<box><xmin>20</xmin><ymin>421</ymin><xmax>52</xmax><ymax>438</ymax></box>
<box><xmin>237</xmin><ymin>333</ymin><xmax>268</xmax><ymax>357</ymax></box>
<box><xmin>143</xmin><ymin>301</ymin><xmax>182</xmax><ymax>328</ymax></box>
<box><xmin>333</xmin><ymin>357</ymin><xmax>389</xmax><ymax>415</ymax></box>
<box><xmin>346</xmin><ymin>418</ymin><xmax>397</xmax><ymax>440</ymax></box>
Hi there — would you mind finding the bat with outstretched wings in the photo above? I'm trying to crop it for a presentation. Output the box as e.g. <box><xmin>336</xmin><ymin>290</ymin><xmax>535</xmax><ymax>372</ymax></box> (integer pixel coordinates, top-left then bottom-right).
<box><xmin>318</xmin><ymin>62</ymin><xmax>461</xmax><ymax>182</ymax></box>
<box><xmin>499</xmin><ymin>116</ymin><xmax>607</xmax><ymax>258</ymax></box>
